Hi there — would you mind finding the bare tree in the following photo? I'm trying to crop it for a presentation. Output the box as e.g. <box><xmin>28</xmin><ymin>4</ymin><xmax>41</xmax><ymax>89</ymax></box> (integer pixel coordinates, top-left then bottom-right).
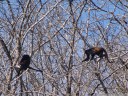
<box><xmin>0</xmin><ymin>0</ymin><xmax>128</xmax><ymax>95</ymax></box>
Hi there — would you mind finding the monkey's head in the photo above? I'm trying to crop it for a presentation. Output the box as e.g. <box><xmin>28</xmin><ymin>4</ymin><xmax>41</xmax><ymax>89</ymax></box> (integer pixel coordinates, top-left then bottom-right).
<box><xmin>22</xmin><ymin>55</ymin><xmax>30</xmax><ymax>60</ymax></box>
<box><xmin>85</xmin><ymin>50</ymin><xmax>88</xmax><ymax>54</ymax></box>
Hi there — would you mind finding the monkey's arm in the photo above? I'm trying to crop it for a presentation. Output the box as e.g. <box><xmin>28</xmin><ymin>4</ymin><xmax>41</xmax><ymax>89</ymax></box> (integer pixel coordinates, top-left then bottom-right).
<box><xmin>82</xmin><ymin>54</ymin><xmax>90</xmax><ymax>62</ymax></box>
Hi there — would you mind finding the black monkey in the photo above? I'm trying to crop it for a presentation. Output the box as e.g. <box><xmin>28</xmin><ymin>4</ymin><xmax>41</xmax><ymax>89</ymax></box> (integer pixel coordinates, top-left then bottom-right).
<box><xmin>16</xmin><ymin>54</ymin><xmax>42</xmax><ymax>76</ymax></box>
<box><xmin>82</xmin><ymin>47</ymin><xmax>113</xmax><ymax>63</ymax></box>
<box><xmin>17</xmin><ymin>55</ymin><xmax>30</xmax><ymax>76</ymax></box>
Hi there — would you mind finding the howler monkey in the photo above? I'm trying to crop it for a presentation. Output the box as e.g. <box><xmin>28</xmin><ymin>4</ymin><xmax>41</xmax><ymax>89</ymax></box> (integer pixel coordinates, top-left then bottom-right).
<box><xmin>82</xmin><ymin>47</ymin><xmax>113</xmax><ymax>63</ymax></box>
<box><xmin>17</xmin><ymin>55</ymin><xmax>30</xmax><ymax>76</ymax></box>
<box><xmin>17</xmin><ymin>54</ymin><xmax>42</xmax><ymax>76</ymax></box>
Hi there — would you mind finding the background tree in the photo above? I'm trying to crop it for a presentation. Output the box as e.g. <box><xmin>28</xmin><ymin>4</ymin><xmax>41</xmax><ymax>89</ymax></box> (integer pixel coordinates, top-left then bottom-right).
<box><xmin>0</xmin><ymin>0</ymin><xmax>128</xmax><ymax>95</ymax></box>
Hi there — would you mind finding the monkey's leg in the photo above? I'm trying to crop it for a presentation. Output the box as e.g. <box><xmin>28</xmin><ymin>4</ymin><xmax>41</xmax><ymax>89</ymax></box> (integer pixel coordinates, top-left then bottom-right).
<box><xmin>82</xmin><ymin>55</ymin><xmax>90</xmax><ymax>62</ymax></box>
<box><xmin>17</xmin><ymin>69</ymin><xmax>22</xmax><ymax>76</ymax></box>
<box><xmin>99</xmin><ymin>53</ymin><xmax>103</xmax><ymax>59</ymax></box>
<box><xmin>91</xmin><ymin>54</ymin><xmax>95</xmax><ymax>60</ymax></box>
<box><xmin>85</xmin><ymin>54</ymin><xmax>90</xmax><ymax>61</ymax></box>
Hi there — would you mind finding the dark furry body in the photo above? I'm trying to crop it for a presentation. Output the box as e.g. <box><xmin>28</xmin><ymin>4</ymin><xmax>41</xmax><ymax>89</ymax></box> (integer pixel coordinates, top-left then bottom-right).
<box><xmin>17</xmin><ymin>55</ymin><xmax>42</xmax><ymax>76</ymax></box>
<box><xmin>18</xmin><ymin>55</ymin><xmax>30</xmax><ymax>76</ymax></box>
<box><xmin>82</xmin><ymin>47</ymin><xmax>113</xmax><ymax>63</ymax></box>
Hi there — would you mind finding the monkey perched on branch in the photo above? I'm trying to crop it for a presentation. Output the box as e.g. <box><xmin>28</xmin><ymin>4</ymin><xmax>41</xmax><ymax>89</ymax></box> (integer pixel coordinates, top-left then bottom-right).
<box><xmin>82</xmin><ymin>47</ymin><xmax>113</xmax><ymax>63</ymax></box>
<box><xmin>16</xmin><ymin>54</ymin><xmax>42</xmax><ymax>76</ymax></box>
<box><xmin>17</xmin><ymin>55</ymin><xmax>30</xmax><ymax>76</ymax></box>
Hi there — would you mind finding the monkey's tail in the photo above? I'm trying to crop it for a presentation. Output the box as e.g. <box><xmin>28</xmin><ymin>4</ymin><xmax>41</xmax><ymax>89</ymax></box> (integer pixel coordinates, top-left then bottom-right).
<box><xmin>103</xmin><ymin>49</ymin><xmax>113</xmax><ymax>63</ymax></box>
<box><xmin>28</xmin><ymin>66</ymin><xmax>43</xmax><ymax>73</ymax></box>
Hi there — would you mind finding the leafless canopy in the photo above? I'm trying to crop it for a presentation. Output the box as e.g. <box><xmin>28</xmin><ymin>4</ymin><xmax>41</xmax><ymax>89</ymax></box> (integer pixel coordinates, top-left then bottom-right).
<box><xmin>0</xmin><ymin>0</ymin><xmax>128</xmax><ymax>95</ymax></box>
